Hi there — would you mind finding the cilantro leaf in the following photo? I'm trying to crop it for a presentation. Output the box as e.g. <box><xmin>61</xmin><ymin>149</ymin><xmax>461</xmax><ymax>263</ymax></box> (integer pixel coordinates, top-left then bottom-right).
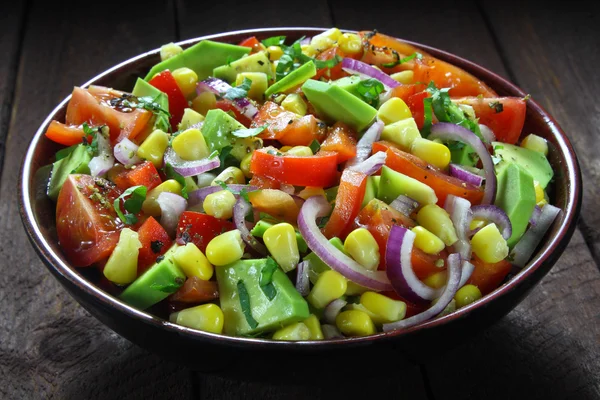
<box><xmin>237</xmin><ymin>280</ymin><xmax>259</xmax><ymax>329</ymax></box>
<box><xmin>82</xmin><ymin>122</ymin><xmax>101</xmax><ymax>155</ymax></box>
<box><xmin>381</xmin><ymin>51</ymin><xmax>423</xmax><ymax>68</ymax></box>
<box><xmin>261</xmin><ymin>35</ymin><xmax>286</xmax><ymax>47</ymax></box>
<box><xmin>259</xmin><ymin>257</ymin><xmax>279</xmax><ymax>301</ymax></box>
<box><xmin>308</xmin><ymin>139</ymin><xmax>321</xmax><ymax>154</ymax></box>
<box><xmin>421</xmin><ymin>97</ymin><xmax>434</xmax><ymax>137</ymax></box>
<box><xmin>150</xmin><ymin>277</ymin><xmax>184</xmax><ymax>293</ymax></box>
<box><xmin>223</xmin><ymin>77</ymin><xmax>252</xmax><ymax>100</ymax></box>
<box><xmin>489</xmin><ymin>101</ymin><xmax>504</xmax><ymax>113</ymax></box>
<box><xmin>356</xmin><ymin>78</ymin><xmax>385</xmax><ymax>108</ymax></box>
<box><xmin>275</xmin><ymin>36</ymin><xmax>342</xmax><ymax>81</ymax></box>
<box><xmin>164</xmin><ymin>163</ymin><xmax>188</xmax><ymax>199</ymax></box>
<box><xmin>113</xmin><ymin>185</ymin><xmax>147</xmax><ymax>225</ymax></box>
<box><xmin>109</xmin><ymin>94</ymin><xmax>171</xmax><ymax>132</ymax></box>
<box><xmin>239</xmin><ymin>188</ymin><xmax>250</xmax><ymax>204</ymax></box>
<box><xmin>231</xmin><ymin>124</ymin><xmax>268</xmax><ymax>138</ymax></box>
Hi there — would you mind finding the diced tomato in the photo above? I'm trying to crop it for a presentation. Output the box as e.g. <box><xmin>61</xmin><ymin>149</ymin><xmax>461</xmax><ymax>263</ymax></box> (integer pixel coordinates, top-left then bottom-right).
<box><xmin>314</xmin><ymin>47</ymin><xmax>349</xmax><ymax>81</ymax></box>
<box><xmin>359</xmin><ymin>31</ymin><xmax>431</xmax><ymax>60</ymax></box>
<box><xmin>250</xmin><ymin>147</ymin><xmax>338</xmax><ymax>187</ymax></box>
<box><xmin>389</xmin><ymin>84</ymin><xmax>418</xmax><ymax>105</ymax></box>
<box><xmin>412</xmin><ymin>248</ymin><xmax>449</xmax><ymax>280</ymax></box>
<box><xmin>148</xmin><ymin>70</ymin><xmax>188</xmax><ymax>128</ymax></box>
<box><xmin>248</xmin><ymin>174</ymin><xmax>281</xmax><ymax>190</ymax></box>
<box><xmin>452</xmin><ymin>97</ymin><xmax>527</xmax><ymax>144</ymax></box>
<box><xmin>238</xmin><ymin>36</ymin><xmax>264</xmax><ymax>53</ymax></box>
<box><xmin>467</xmin><ymin>255</ymin><xmax>512</xmax><ymax>295</ymax></box>
<box><xmin>136</xmin><ymin>216</ymin><xmax>172</xmax><ymax>273</ymax></box>
<box><xmin>252</xmin><ymin>101</ymin><xmax>326</xmax><ymax>146</ymax></box>
<box><xmin>320</xmin><ymin>122</ymin><xmax>357</xmax><ymax>164</ymax></box>
<box><xmin>323</xmin><ymin>169</ymin><xmax>368</xmax><ymax>240</ymax></box>
<box><xmin>112</xmin><ymin>161</ymin><xmax>162</xmax><ymax>192</ymax></box>
<box><xmin>168</xmin><ymin>277</ymin><xmax>220</xmax><ymax>312</ymax></box>
<box><xmin>175</xmin><ymin>211</ymin><xmax>234</xmax><ymax>252</ymax></box>
<box><xmin>56</xmin><ymin>174</ymin><xmax>123</xmax><ymax>267</ymax></box>
<box><xmin>44</xmin><ymin>120</ymin><xmax>88</xmax><ymax>146</ymax></box>
<box><xmin>373</xmin><ymin>141</ymin><xmax>484</xmax><ymax>206</ymax></box>
<box><xmin>247</xmin><ymin>189</ymin><xmax>300</xmax><ymax>225</ymax></box>
<box><xmin>215</xmin><ymin>99</ymin><xmax>253</xmax><ymax>127</ymax></box>
<box><xmin>406</xmin><ymin>90</ymin><xmax>430</xmax><ymax>129</ymax></box>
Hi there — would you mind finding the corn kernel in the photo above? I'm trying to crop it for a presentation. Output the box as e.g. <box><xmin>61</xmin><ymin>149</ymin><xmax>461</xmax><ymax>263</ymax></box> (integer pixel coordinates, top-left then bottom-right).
<box><xmin>280</xmin><ymin>146</ymin><xmax>293</xmax><ymax>152</ymax></box>
<box><xmin>267</xmin><ymin>45</ymin><xmax>284</xmax><ymax>61</ymax></box>
<box><xmin>172</xmin><ymin>128</ymin><xmax>209</xmax><ymax>161</ymax></box>
<box><xmin>160</xmin><ymin>42</ymin><xmax>183</xmax><ymax>61</ymax></box>
<box><xmin>307</xmin><ymin>270</ymin><xmax>347</xmax><ymax>309</ymax></box>
<box><xmin>390</xmin><ymin>70</ymin><xmax>414</xmax><ymax>84</ymax></box>
<box><xmin>454</xmin><ymin>284</ymin><xmax>482</xmax><ymax>309</ymax></box>
<box><xmin>360</xmin><ymin>291</ymin><xmax>406</xmax><ymax>323</ymax></box>
<box><xmin>173</xmin><ymin>243</ymin><xmax>214</xmax><ymax>280</ymax></box>
<box><xmin>345</xmin><ymin>281</ymin><xmax>369</xmax><ymax>296</ymax></box>
<box><xmin>380</xmin><ymin>117</ymin><xmax>422</xmax><ymax>151</ymax></box>
<box><xmin>411</xmin><ymin>226</ymin><xmax>446</xmax><ymax>255</ymax></box>
<box><xmin>281</xmin><ymin>93</ymin><xmax>308</xmax><ymax>116</ymax></box>
<box><xmin>192</xmin><ymin>91</ymin><xmax>216</xmax><ymax>116</ymax></box>
<box><xmin>172</xmin><ymin>67</ymin><xmax>198</xmax><ymax>99</ymax></box>
<box><xmin>236</xmin><ymin>72</ymin><xmax>268</xmax><ymax>101</ymax></box>
<box><xmin>203</xmin><ymin>190</ymin><xmax>237</xmax><ymax>220</ymax></box>
<box><xmin>240</xmin><ymin>153</ymin><xmax>254</xmax><ymax>179</ymax></box>
<box><xmin>298</xmin><ymin>186</ymin><xmax>326</xmax><ymax>200</ymax></box>
<box><xmin>272</xmin><ymin>322</ymin><xmax>311</xmax><ymax>341</ymax></box>
<box><xmin>178</xmin><ymin>108</ymin><xmax>205</xmax><ymax>131</ymax></box>
<box><xmin>286</xmin><ymin>146</ymin><xmax>313</xmax><ymax>157</ymax></box>
<box><xmin>344</xmin><ymin>228</ymin><xmax>380</xmax><ymax>270</ymax></box>
<box><xmin>263</xmin><ymin>223</ymin><xmax>299</xmax><ymax>272</ymax></box>
<box><xmin>416</xmin><ymin>204</ymin><xmax>458</xmax><ymax>246</ymax></box>
<box><xmin>301</xmin><ymin>44</ymin><xmax>317</xmax><ymax>57</ymax></box>
<box><xmin>103</xmin><ymin>228</ymin><xmax>142</xmax><ymax>285</ymax></box>
<box><xmin>205</xmin><ymin>229</ymin><xmax>245</xmax><ymax>266</ymax></box>
<box><xmin>471</xmin><ymin>223</ymin><xmax>509</xmax><ymax>263</ymax></box>
<box><xmin>534</xmin><ymin>180</ymin><xmax>548</xmax><ymax>207</ymax></box>
<box><xmin>470</xmin><ymin>218</ymin><xmax>486</xmax><ymax>232</ymax></box>
<box><xmin>344</xmin><ymin>303</ymin><xmax>385</xmax><ymax>324</ymax></box>
<box><xmin>423</xmin><ymin>270</ymin><xmax>447</xmax><ymax>289</ymax></box>
<box><xmin>377</xmin><ymin>97</ymin><xmax>412</xmax><ymax>125</ymax></box>
<box><xmin>142</xmin><ymin>179</ymin><xmax>183</xmax><ymax>216</ymax></box>
<box><xmin>137</xmin><ymin>129</ymin><xmax>169</xmax><ymax>167</ymax></box>
<box><xmin>311</xmin><ymin>28</ymin><xmax>341</xmax><ymax>51</ymax></box>
<box><xmin>303</xmin><ymin>315</ymin><xmax>324</xmax><ymax>340</ymax></box>
<box><xmin>211</xmin><ymin>166</ymin><xmax>246</xmax><ymax>185</ymax></box>
<box><xmin>410</xmin><ymin>138</ymin><xmax>451</xmax><ymax>169</ymax></box>
<box><xmin>521</xmin><ymin>134</ymin><xmax>548</xmax><ymax>156</ymax></box>
<box><xmin>337</xmin><ymin>33</ymin><xmax>362</xmax><ymax>55</ymax></box>
<box><xmin>335</xmin><ymin>310</ymin><xmax>376</xmax><ymax>337</ymax></box>
<box><xmin>170</xmin><ymin>303</ymin><xmax>224</xmax><ymax>334</ymax></box>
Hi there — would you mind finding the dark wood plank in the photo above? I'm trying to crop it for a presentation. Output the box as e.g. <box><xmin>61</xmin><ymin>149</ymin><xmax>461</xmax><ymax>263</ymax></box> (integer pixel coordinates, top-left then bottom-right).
<box><xmin>0</xmin><ymin>1</ymin><xmax>193</xmax><ymax>398</ymax></box>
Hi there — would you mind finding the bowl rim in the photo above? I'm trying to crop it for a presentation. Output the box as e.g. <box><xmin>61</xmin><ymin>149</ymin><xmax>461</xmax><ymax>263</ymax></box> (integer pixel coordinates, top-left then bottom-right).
<box><xmin>19</xmin><ymin>26</ymin><xmax>582</xmax><ymax>348</ymax></box>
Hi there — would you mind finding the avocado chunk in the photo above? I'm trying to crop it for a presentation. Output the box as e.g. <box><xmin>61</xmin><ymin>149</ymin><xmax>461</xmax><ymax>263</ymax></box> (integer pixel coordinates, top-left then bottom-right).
<box><xmin>493</xmin><ymin>142</ymin><xmax>554</xmax><ymax>188</ymax></box>
<box><xmin>216</xmin><ymin>258</ymin><xmax>309</xmax><ymax>336</ymax></box>
<box><xmin>265</xmin><ymin>61</ymin><xmax>317</xmax><ymax>97</ymax></box>
<box><xmin>361</xmin><ymin>175</ymin><xmax>380</xmax><ymax>208</ymax></box>
<box><xmin>201</xmin><ymin>108</ymin><xmax>246</xmax><ymax>152</ymax></box>
<box><xmin>250</xmin><ymin>220</ymin><xmax>308</xmax><ymax>253</ymax></box>
<box><xmin>377</xmin><ymin>165</ymin><xmax>438</xmax><ymax>205</ymax></box>
<box><xmin>144</xmin><ymin>40</ymin><xmax>250</xmax><ymax>81</ymax></box>
<box><xmin>132</xmin><ymin>77</ymin><xmax>170</xmax><ymax>131</ymax></box>
<box><xmin>213</xmin><ymin>51</ymin><xmax>272</xmax><ymax>83</ymax></box>
<box><xmin>450</xmin><ymin>142</ymin><xmax>478</xmax><ymax>167</ymax></box>
<box><xmin>301</xmin><ymin>79</ymin><xmax>377</xmax><ymax>132</ymax></box>
<box><xmin>119</xmin><ymin>244</ymin><xmax>186</xmax><ymax>310</ymax></box>
<box><xmin>331</xmin><ymin>75</ymin><xmax>363</xmax><ymax>98</ymax></box>
<box><xmin>47</xmin><ymin>144</ymin><xmax>92</xmax><ymax>201</ymax></box>
<box><xmin>494</xmin><ymin>163</ymin><xmax>536</xmax><ymax>248</ymax></box>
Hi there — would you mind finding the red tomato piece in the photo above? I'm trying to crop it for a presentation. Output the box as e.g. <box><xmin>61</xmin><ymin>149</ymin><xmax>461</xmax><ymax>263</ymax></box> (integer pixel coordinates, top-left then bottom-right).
<box><xmin>215</xmin><ymin>99</ymin><xmax>252</xmax><ymax>127</ymax></box>
<box><xmin>320</xmin><ymin>122</ymin><xmax>357</xmax><ymax>164</ymax></box>
<box><xmin>238</xmin><ymin>36</ymin><xmax>264</xmax><ymax>53</ymax></box>
<box><xmin>175</xmin><ymin>211</ymin><xmax>234</xmax><ymax>252</ymax></box>
<box><xmin>112</xmin><ymin>161</ymin><xmax>162</xmax><ymax>192</ymax></box>
<box><xmin>44</xmin><ymin>121</ymin><xmax>88</xmax><ymax>146</ymax></box>
<box><xmin>168</xmin><ymin>277</ymin><xmax>220</xmax><ymax>312</ymax></box>
<box><xmin>323</xmin><ymin>169</ymin><xmax>368</xmax><ymax>240</ymax></box>
<box><xmin>406</xmin><ymin>90</ymin><xmax>430</xmax><ymax>129</ymax></box>
<box><xmin>148</xmin><ymin>70</ymin><xmax>188</xmax><ymax>128</ymax></box>
<box><xmin>467</xmin><ymin>255</ymin><xmax>513</xmax><ymax>295</ymax></box>
<box><xmin>314</xmin><ymin>47</ymin><xmax>348</xmax><ymax>81</ymax></box>
<box><xmin>136</xmin><ymin>216</ymin><xmax>172</xmax><ymax>273</ymax></box>
<box><xmin>248</xmin><ymin>174</ymin><xmax>281</xmax><ymax>190</ymax></box>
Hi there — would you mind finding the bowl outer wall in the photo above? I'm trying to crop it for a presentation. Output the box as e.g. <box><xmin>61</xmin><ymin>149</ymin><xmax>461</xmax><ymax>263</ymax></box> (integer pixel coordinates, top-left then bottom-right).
<box><xmin>18</xmin><ymin>27</ymin><xmax>582</xmax><ymax>376</ymax></box>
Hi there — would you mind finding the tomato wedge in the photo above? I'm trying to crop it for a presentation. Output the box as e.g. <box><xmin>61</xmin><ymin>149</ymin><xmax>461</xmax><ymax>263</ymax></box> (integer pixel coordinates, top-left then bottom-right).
<box><xmin>249</xmin><ymin>147</ymin><xmax>339</xmax><ymax>187</ymax></box>
<box><xmin>373</xmin><ymin>141</ymin><xmax>484</xmax><ymax>206</ymax></box>
<box><xmin>136</xmin><ymin>216</ymin><xmax>172</xmax><ymax>273</ymax></box>
<box><xmin>406</xmin><ymin>90</ymin><xmax>429</xmax><ymax>129</ymax></box>
<box><xmin>112</xmin><ymin>161</ymin><xmax>162</xmax><ymax>192</ymax></box>
<box><xmin>467</xmin><ymin>254</ymin><xmax>512</xmax><ymax>295</ymax></box>
<box><xmin>323</xmin><ymin>169</ymin><xmax>368</xmax><ymax>240</ymax></box>
<box><xmin>44</xmin><ymin>121</ymin><xmax>88</xmax><ymax>146</ymax></box>
<box><xmin>238</xmin><ymin>36</ymin><xmax>264</xmax><ymax>53</ymax></box>
<box><xmin>175</xmin><ymin>211</ymin><xmax>234</xmax><ymax>252</ymax></box>
<box><xmin>320</xmin><ymin>122</ymin><xmax>357</xmax><ymax>164</ymax></box>
<box><xmin>314</xmin><ymin>47</ymin><xmax>349</xmax><ymax>81</ymax></box>
<box><xmin>148</xmin><ymin>70</ymin><xmax>188</xmax><ymax>128</ymax></box>
<box><xmin>215</xmin><ymin>99</ymin><xmax>252</xmax><ymax>127</ymax></box>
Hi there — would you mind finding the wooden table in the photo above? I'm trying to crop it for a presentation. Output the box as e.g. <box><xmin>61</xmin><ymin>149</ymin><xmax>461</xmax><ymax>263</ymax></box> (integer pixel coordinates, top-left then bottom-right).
<box><xmin>2</xmin><ymin>1</ymin><xmax>599</xmax><ymax>398</ymax></box>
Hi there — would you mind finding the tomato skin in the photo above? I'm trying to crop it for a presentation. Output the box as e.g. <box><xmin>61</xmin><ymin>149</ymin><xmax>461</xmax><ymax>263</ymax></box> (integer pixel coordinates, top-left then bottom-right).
<box><xmin>373</xmin><ymin>141</ymin><xmax>484</xmax><ymax>206</ymax></box>
<box><xmin>249</xmin><ymin>147</ymin><xmax>339</xmax><ymax>187</ymax></box>
<box><xmin>56</xmin><ymin>174</ymin><xmax>123</xmax><ymax>267</ymax></box>
<box><xmin>320</xmin><ymin>122</ymin><xmax>357</xmax><ymax>164</ymax></box>
<box><xmin>406</xmin><ymin>91</ymin><xmax>429</xmax><ymax>129</ymax></box>
<box><xmin>215</xmin><ymin>100</ymin><xmax>252</xmax><ymax>127</ymax></box>
<box><xmin>323</xmin><ymin>169</ymin><xmax>368</xmax><ymax>240</ymax></box>
<box><xmin>238</xmin><ymin>36</ymin><xmax>264</xmax><ymax>53</ymax></box>
<box><xmin>390</xmin><ymin>84</ymin><xmax>418</xmax><ymax>105</ymax></box>
<box><xmin>314</xmin><ymin>47</ymin><xmax>348</xmax><ymax>81</ymax></box>
<box><xmin>112</xmin><ymin>161</ymin><xmax>162</xmax><ymax>192</ymax></box>
<box><xmin>136</xmin><ymin>216</ymin><xmax>172</xmax><ymax>273</ymax></box>
<box><xmin>248</xmin><ymin>174</ymin><xmax>281</xmax><ymax>190</ymax></box>
<box><xmin>44</xmin><ymin>121</ymin><xmax>87</xmax><ymax>146</ymax></box>
<box><xmin>467</xmin><ymin>255</ymin><xmax>512</xmax><ymax>295</ymax></box>
<box><xmin>148</xmin><ymin>70</ymin><xmax>188</xmax><ymax>128</ymax></box>
<box><xmin>175</xmin><ymin>211</ymin><xmax>234</xmax><ymax>252</ymax></box>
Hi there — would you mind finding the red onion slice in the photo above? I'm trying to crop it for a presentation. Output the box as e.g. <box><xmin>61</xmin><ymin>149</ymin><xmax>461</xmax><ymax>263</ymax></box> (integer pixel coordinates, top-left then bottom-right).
<box><xmin>529</xmin><ymin>205</ymin><xmax>542</xmax><ymax>227</ymax></box>
<box><xmin>385</xmin><ymin>225</ymin><xmax>441</xmax><ymax>303</ymax></box>
<box><xmin>197</xmin><ymin>77</ymin><xmax>258</xmax><ymax>120</ymax></box>
<box><xmin>346</xmin><ymin>120</ymin><xmax>384</xmax><ymax>168</ymax></box>
<box><xmin>295</xmin><ymin>260</ymin><xmax>310</xmax><ymax>297</ymax></box>
<box><xmin>448</xmin><ymin>163</ymin><xmax>483</xmax><ymax>187</ymax></box>
<box><xmin>163</xmin><ymin>147</ymin><xmax>220</xmax><ymax>177</ymax></box>
<box><xmin>114</xmin><ymin>138</ymin><xmax>141</xmax><ymax>166</ymax></box>
<box><xmin>348</xmin><ymin>151</ymin><xmax>387</xmax><ymax>175</ymax></box>
<box><xmin>323</xmin><ymin>298</ymin><xmax>348</xmax><ymax>325</ymax></box>
<box><xmin>471</xmin><ymin>204</ymin><xmax>512</xmax><ymax>240</ymax></box>
<box><xmin>459</xmin><ymin>260</ymin><xmax>475</xmax><ymax>288</ymax></box>
<box><xmin>478</xmin><ymin>124</ymin><xmax>496</xmax><ymax>145</ymax></box>
<box><xmin>89</xmin><ymin>131</ymin><xmax>114</xmax><ymax>177</ymax></box>
<box><xmin>341</xmin><ymin>58</ymin><xmax>400</xmax><ymax>90</ymax></box>
<box><xmin>157</xmin><ymin>192</ymin><xmax>187</xmax><ymax>238</ymax></box>
<box><xmin>297</xmin><ymin>196</ymin><xmax>393</xmax><ymax>291</ymax></box>
<box><xmin>444</xmin><ymin>195</ymin><xmax>473</xmax><ymax>261</ymax></box>
<box><xmin>382</xmin><ymin>253</ymin><xmax>462</xmax><ymax>332</ymax></box>
<box><xmin>233</xmin><ymin>196</ymin><xmax>267</xmax><ymax>255</ymax></box>
<box><xmin>188</xmin><ymin>184</ymin><xmax>257</xmax><ymax>208</ymax></box>
<box><xmin>322</xmin><ymin>324</ymin><xmax>344</xmax><ymax>339</ymax></box>
<box><xmin>429</xmin><ymin>122</ymin><xmax>496</xmax><ymax>205</ymax></box>
<box><xmin>389</xmin><ymin>195</ymin><xmax>419</xmax><ymax>217</ymax></box>
<box><xmin>509</xmin><ymin>204</ymin><xmax>561</xmax><ymax>268</ymax></box>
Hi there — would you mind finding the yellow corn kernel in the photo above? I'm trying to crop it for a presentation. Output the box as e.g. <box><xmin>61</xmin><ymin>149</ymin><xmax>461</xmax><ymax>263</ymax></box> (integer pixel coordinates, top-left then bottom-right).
<box><xmin>470</xmin><ymin>218</ymin><xmax>486</xmax><ymax>232</ymax></box>
<box><xmin>160</xmin><ymin>42</ymin><xmax>183</xmax><ymax>61</ymax></box>
<box><xmin>534</xmin><ymin>180</ymin><xmax>548</xmax><ymax>207</ymax></box>
<box><xmin>390</xmin><ymin>70</ymin><xmax>414</xmax><ymax>84</ymax></box>
<box><xmin>173</xmin><ymin>243</ymin><xmax>214</xmax><ymax>280</ymax></box>
<box><xmin>416</xmin><ymin>204</ymin><xmax>459</xmax><ymax>246</ymax></box>
<box><xmin>267</xmin><ymin>45</ymin><xmax>284</xmax><ymax>61</ymax></box>
<box><xmin>103</xmin><ymin>228</ymin><xmax>142</xmax><ymax>285</ymax></box>
<box><xmin>521</xmin><ymin>134</ymin><xmax>548</xmax><ymax>156</ymax></box>
<box><xmin>205</xmin><ymin>229</ymin><xmax>245</xmax><ymax>266</ymax></box>
<box><xmin>172</xmin><ymin>128</ymin><xmax>209</xmax><ymax>161</ymax></box>
<box><xmin>336</xmin><ymin>310</ymin><xmax>376</xmax><ymax>337</ymax></box>
<box><xmin>344</xmin><ymin>303</ymin><xmax>384</xmax><ymax>324</ymax></box>
<box><xmin>360</xmin><ymin>291</ymin><xmax>406</xmax><ymax>323</ymax></box>
<box><xmin>172</xmin><ymin>67</ymin><xmax>199</xmax><ymax>99</ymax></box>
<box><xmin>380</xmin><ymin>117</ymin><xmax>422</xmax><ymax>151</ymax></box>
<box><xmin>345</xmin><ymin>281</ymin><xmax>369</xmax><ymax>296</ymax></box>
<box><xmin>240</xmin><ymin>153</ymin><xmax>254</xmax><ymax>179</ymax></box>
<box><xmin>191</xmin><ymin>91</ymin><xmax>216</xmax><ymax>116</ymax></box>
<box><xmin>307</xmin><ymin>270</ymin><xmax>347</xmax><ymax>309</ymax></box>
<box><xmin>137</xmin><ymin>129</ymin><xmax>169</xmax><ymax>167</ymax></box>
<box><xmin>411</xmin><ymin>226</ymin><xmax>446</xmax><ymax>255</ymax></box>
<box><xmin>178</xmin><ymin>108</ymin><xmax>205</xmax><ymax>131</ymax></box>
<box><xmin>377</xmin><ymin>97</ymin><xmax>412</xmax><ymax>125</ymax></box>
<box><xmin>203</xmin><ymin>190</ymin><xmax>237</xmax><ymax>220</ymax></box>
<box><xmin>410</xmin><ymin>138</ymin><xmax>451</xmax><ymax>169</ymax></box>
<box><xmin>236</xmin><ymin>72</ymin><xmax>269</xmax><ymax>101</ymax></box>
<box><xmin>337</xmin><ymin>33</ymin><xmax>362</xmax><ymax>55</ymax></box>
<box><xmin>142</xmin><ymin>179</ymin><xmax>183</xmax><ymax>216</ymax></box>
<box><xmin>211</xmin><ymin>166</ymin><xmax>246</xmax><ymax>185</ymax></box>
<box><xmin>471</xmin><ymin>223</ymin><xmax>509</xmax><ymax>263</ymax></box>
<box><xmin>286</xmin><ymin>146</ymin><xmax>313</xmax><ymax>157</ymax></box>
<box><xmin>230</xmin><ymin>137</ymin><xmax>263</xmax><ymax>161</ymax></box>
<box><xmin>281</xmin><ymin>93</ymin><xmax>308</xmax><ymax>116</ymax></box>
<box><xmin>301</xmin><ymin>44</ymin><xmax>318</xmax><ymax>57</ymax></box>
<box><xmin>454</xmin><ymin>284</ymin><xmax>482</xmax><ymax>309</ymax></box>
<box><xmin>298</xmin><ymin>186</ymin><xmax>326</xmax><ymax>200</ymax></box>
<box><xmin>280</xmin><ymin>145</ymin><xmax>293</xmax><ymax>152</ymax></box>
<box><xmin>311</xmin><ymin>28</ymin><xmax>342</xmax><ymax>51</ymax></box>
<box><xmin>423</xmin><ymin>270</ymin><xmax>447</xmax><ymax>289</ymax></box>
<box><xmin>169</xmin><ymin>303</ymin><xmax>224</xmax><ymax>334</ymax></box>
<box><xmin>303</xmin><ymin>315</ymin><xmax>324</xmax><ymax>340</ymax></box>
<box><xmin>272</xmin><ymin>322</ymin><xmax>311</xmax><ymax>341</ymax></box>
<box><xmin>344</xmin><ymin>228</ymin><xmax>380</xmax><ymax>271</ymax></box>
<box><xmin>263</xmin><ymin>223</ymin><xmax>299</xmax><ymax>272</ymax></box>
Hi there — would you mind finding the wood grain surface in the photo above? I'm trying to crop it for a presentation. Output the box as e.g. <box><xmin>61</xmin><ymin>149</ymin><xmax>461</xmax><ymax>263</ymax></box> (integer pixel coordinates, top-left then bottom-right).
<box><xmin>1</xmin><ymin>0</ymin><xmax>598</xmax><ymax>399</ymax></box>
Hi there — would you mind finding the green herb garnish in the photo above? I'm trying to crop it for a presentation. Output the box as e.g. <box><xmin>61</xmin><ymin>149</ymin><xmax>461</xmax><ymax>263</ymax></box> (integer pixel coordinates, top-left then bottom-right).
<box><xmin>381</xmin><ymin>51</ymin><xmax>423</xmax><ymax>68</ymax></box>
<box><xmin>261</xmin><ymin>35</ymin><xmax>286</xmax><ymax>47</ymax></box>
<box><xmin>150</xmin><ymin>278</ymin><xmax>184</xmax><ymax>293</ymax></box>
<box><xmin>308</xmin><ymin>139</ymin><xmax>321</xmax><ymax>154</ymax></box>
<box><xmin>109</xmin><ymin>94</ymin><xmax>171</xmax><ymax>132</ymax></box>
<box><xmin>113</xmin><ymin>185</ymin><xmax>147</xmax><ymax>225</ymax></box>
<box><xmin>275</xmin><ymin>36</ymin><xmax>342</xmax><ymax>81</ymax></box>
<box><xmin>164</xmin><ymin>163</ymin><xmax>188</xmax><ymax>199</ymax></box>
<box><xmin>223</xmin><ymin>77</ymin><xmax>252</xmax><ymax>100</ymax></box>
<box><xmin>231</xmin><ymin>124</ymin><xmax>268</xmax><ymax>138</ymax></box>
<box><xmin>237</xmin><ymin>280</ymin><xmax>259</xmax><ymax>329</ymax></box>
<box><xmin>259</xmin><ymin>257</ymin><xmax>279</xmax><ymax>301</ymax></box>
<box><xmin>356</xmin><ymin>78</ymin><xmax>385</xmax><ymax>108</ymax></box>
<box><xmin>82</xmin><ymin>122</ymin><xmax>101</xmax><ymax>155</ymax></box>
<box><xmin>489</xmin><ymin>101</ymin><xmax>504</xmax><ymax>113</ymax></box>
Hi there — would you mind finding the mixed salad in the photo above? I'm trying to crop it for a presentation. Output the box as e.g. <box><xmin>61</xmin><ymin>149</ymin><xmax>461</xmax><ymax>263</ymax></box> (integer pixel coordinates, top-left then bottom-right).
<box><xmin>43</xmin><ymin>28</ymin><xmax>560</xmax><ymax>340</ymax></box>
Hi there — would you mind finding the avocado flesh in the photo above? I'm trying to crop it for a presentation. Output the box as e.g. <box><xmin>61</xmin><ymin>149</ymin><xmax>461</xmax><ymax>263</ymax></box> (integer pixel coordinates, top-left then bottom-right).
<box><xmin>493</xmin><ymin>141</ymin><xmax>553</xmax><ymax>189</ymax></box>
<box><xmin>201</xmin><ymin>108</ymin><xmax>246</xmax><ymax>152</ymax></box>
<box><xmin>301</xmin><ymin>79</ymin><xmax>377</xmax><ymax>132</ymax></box>
<box><xmin>494</xmin><ymin>163</ymin><xmax>536</xmax><ymax>248</ymax></box>
<box><xmin>47</xmin><ymin>144</ymin><xmax>92</xmax><ymax>201</ymax></box>
<box><xmin>377</xmin><ymin>165</ymin><xmax>438</xmax><ymax>205</ymax></box>
<box><xmin>132</xmin><ymin>77</ymin><xmax>170</xmax><ymax>130</ymax></box>
<box><xmin>331</xmin><ymin>75</ymin><xmax>363</xmax><ymax>98</ymax></box>
<box><xmin>265</xmin><ymin>61</ymin><xmax>316</xmax><ymax>97</ymax></box>
<box><xmin>361</xmin><ymin>175</ymin><xmax>380</xmax><ymax>208</ymax></box>
<box><xmin>144</xmin><ymin>40</ymin><xmax>250</xmax><ymax>81</ymax></box>
<box><xmin>213</xmin><ymin>51</ymin><xmax>273</xmax><ymax>83</ymax></box>
<box><xmin>216</xmin><ymin>258</ymin><xmax>309</xmax><ymax>336</ymax></box>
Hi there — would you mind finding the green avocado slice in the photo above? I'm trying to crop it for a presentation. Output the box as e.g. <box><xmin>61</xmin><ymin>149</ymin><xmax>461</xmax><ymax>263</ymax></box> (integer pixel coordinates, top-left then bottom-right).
<box><xmin>493</xmin><ymin>141</ymin><xmax>554</xmax><ymax>189</ymax></box>
<box><xmin>265</xmin><ymin>61</ymin><xmax>316</xmax><ymax>97</ymax></box>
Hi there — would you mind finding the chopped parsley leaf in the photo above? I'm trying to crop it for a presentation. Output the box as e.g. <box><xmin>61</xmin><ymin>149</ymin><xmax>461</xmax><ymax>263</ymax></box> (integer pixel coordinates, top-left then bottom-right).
<box><xmin>113</xmin><ymin>185</ymin><xmax>147</xmax><ymax>225</ymax></box>
<box><xmin>223</xmin><ymin>77</ymin><xmax>252</xmax><ymax>100</ymax></box>
<box><xmin>308</xmin><ymin>139</ymin><xmax>321</xmax><ymax>154</ymax></box>
<box><xmin>261</xmin><ymin>35</ymin><xmax>286</xmax><ymax>47</ymax></box>
<box><xmin>381</xmin><ymin>51</ymin><xmax>423</xmax><ymax>68</ymax></box>
<box><xmin>356</xmin><ymin>78</ymin><xmax>385</xmax><ymax>108</ymax></box>
<box><xmin>489</xmin><ymin>101</ymin><xmax>504</xmax><ymax>113</ymax></box>
<box><xmin>231</xmin><ymin>124</ymin><xmax>268</xmax><ymax>138</ymax></box>
<box><xmin>237</xmin><ymin>280</ymin><xmax>259</xmax><ymax>329</ymax></box>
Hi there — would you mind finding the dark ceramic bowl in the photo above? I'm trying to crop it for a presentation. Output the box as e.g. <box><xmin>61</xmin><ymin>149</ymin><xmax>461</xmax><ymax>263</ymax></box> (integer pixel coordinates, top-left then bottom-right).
<box><xmin>19</xmin><ymin>27</ymin><xmax>581</xmax><ymax>380</ymax></box>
